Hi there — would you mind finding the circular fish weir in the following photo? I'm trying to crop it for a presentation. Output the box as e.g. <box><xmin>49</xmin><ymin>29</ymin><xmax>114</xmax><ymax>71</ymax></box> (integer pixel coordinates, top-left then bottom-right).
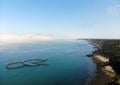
<box><xmin>6</xmin><ymin>58</ymin><xmax>48</xmax><ymax>69</ymax></box>
<box><xmin>6</xmin><ymin>61</ymin><xmax>24</xmax><ymax>69</ymax></box>
<box><xmin>23</xmin><ymin>58</ymin><xmax>48</xmax><ymax>66</ymax></box>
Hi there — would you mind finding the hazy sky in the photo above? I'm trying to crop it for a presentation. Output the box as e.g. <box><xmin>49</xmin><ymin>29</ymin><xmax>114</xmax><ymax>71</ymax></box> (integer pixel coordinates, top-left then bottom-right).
<box><xmin>0</xmin><ymin>0</ymin><xmax>120</xmax><ymax>39</ymax></box>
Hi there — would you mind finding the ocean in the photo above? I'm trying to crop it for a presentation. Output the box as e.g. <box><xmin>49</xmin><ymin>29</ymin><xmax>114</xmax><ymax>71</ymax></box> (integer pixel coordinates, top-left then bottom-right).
<box><xmin>0</xmin><ymin>40</ymin><xmax>95</xmax><ymax>85</ymax></box>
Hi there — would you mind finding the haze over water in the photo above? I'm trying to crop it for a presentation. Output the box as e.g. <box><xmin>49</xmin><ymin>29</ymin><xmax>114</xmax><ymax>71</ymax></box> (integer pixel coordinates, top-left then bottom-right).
<box><xmin>0</xmin><ymin>40</ymin><xmax>95</xmax><ymax>85</ymax></box>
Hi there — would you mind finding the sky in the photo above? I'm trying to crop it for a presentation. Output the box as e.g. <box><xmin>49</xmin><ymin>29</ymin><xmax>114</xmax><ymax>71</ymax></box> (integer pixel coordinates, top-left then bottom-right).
<box><xmin>0</xmin><ymin>0</ymin><xmax>120</xmax><ymax>39</ymax></box>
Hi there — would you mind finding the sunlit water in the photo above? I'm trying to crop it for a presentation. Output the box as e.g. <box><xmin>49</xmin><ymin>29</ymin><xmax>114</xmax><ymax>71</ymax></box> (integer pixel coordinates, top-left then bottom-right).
<box><xmin>0</xmin><ymin>40</ymin><xmax>95</xmax><ymax>85</ymax></box>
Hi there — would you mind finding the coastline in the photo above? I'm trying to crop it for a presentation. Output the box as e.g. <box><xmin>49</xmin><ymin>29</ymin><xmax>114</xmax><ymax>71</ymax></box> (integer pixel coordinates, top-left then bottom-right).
<box><xmin>85</xmin><ymin>39</ymin><xmax>117</xmax><ymax>85</ymax></box>
<box><xmin>86</xmin><ymin>54</ymin><xmax>115</xmax><ymax>85</ymax></box>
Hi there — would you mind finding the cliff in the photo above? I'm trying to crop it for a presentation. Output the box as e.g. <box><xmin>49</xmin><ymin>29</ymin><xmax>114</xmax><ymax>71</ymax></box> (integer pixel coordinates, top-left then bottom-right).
<box><xmin>88</xmin><ymin>39</ymin><xmax>120</xmax><ymax>85</ymax></box>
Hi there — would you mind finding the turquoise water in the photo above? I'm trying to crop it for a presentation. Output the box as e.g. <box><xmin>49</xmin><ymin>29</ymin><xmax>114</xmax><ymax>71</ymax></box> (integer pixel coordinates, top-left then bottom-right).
<box><xmin>0</xmin><ymin>40</ymin><xmax>95</xmax><ymax>85</ymax></box>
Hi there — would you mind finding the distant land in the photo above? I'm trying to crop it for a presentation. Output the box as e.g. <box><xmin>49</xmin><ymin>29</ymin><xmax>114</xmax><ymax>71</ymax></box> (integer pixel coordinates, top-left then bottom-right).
<box><xmin>77</xmin><ymin>38</ymin><xmax>120</xmax><ymax>40</ymax></box>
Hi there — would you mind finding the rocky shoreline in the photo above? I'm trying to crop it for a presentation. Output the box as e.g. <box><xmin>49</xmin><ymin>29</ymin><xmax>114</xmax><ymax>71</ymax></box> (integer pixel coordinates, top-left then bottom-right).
<box><xmin>87</xmin><ymin>54</ymin><xmax>116</xmax><ymax>85</ymax></box>
<box><xmin>84</xmin><ymin>39</ymin><xmax>120</xmax><ymax>85</ymax></box>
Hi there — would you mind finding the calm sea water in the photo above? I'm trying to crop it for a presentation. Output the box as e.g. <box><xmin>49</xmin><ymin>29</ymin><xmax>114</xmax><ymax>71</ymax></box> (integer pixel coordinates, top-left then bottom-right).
<box><xmin>0</xmin><ymin>40</ymin><xmax>95</xmax><ymax>85</ymax></box>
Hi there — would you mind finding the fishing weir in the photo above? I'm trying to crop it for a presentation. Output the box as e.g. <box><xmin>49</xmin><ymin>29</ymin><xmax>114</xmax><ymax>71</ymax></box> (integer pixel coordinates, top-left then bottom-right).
<box><xmin>6</xmin><ymin>58</ymin><xmax>48</xmax><ymax>69</ymax></box>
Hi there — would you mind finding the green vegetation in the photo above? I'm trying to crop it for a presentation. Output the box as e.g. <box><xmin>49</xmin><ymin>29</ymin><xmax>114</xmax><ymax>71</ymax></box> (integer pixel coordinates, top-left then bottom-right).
<box><xmin>88</xmin><ymin>39</ymin><xmax>120</xmax><ymax>85</ymax></box>
<box><xmin>115</xmin><ymin>76</ymin><xmax>120</xmax><ymax>84</ymax></box>
<box><xmin>101</xmin><ymin>40</ymin><xmax>120</xmax><ymax>57</ymax></box>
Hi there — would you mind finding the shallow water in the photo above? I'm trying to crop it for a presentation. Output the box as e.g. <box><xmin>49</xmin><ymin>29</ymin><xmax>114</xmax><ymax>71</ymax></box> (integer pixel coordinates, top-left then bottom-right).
<box><xmin>0</xmin><ymin>40</ymin><xmax>95</xmax><ymax>85</ymax></box>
